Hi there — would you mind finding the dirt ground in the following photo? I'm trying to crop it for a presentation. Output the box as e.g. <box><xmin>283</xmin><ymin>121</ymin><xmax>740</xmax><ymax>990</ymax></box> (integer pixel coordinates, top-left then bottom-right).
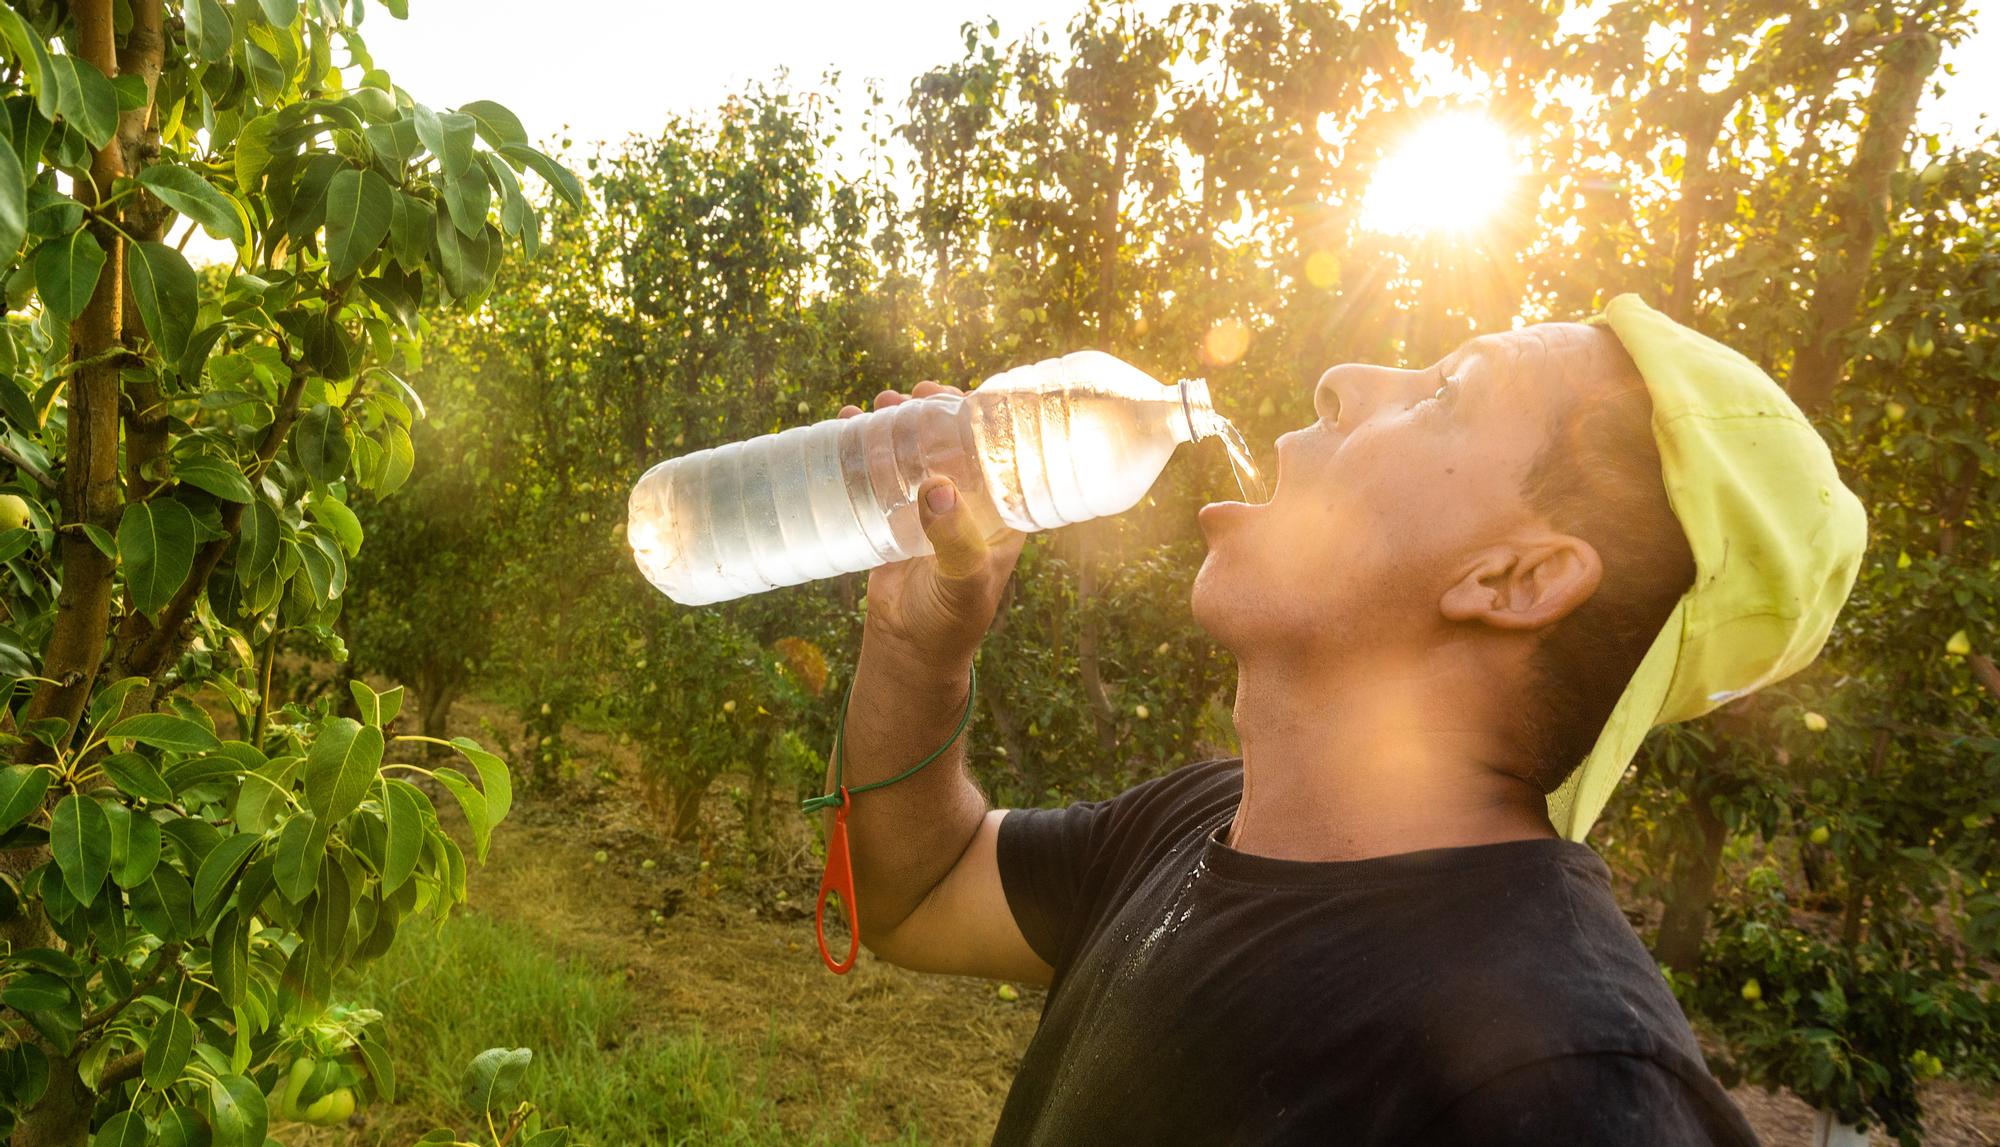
<box><xmin>404</xmin><ymin>695</ymin><xmax>2000</xmax><ymax>1146</ymax></box>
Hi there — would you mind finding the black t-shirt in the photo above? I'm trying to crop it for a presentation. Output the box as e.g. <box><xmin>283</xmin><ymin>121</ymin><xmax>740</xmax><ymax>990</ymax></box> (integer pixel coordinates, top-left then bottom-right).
<box><xmin>993</xmin><ymin>759</ymin><xmax>1760</xmax><ymax>1146</ymax></box>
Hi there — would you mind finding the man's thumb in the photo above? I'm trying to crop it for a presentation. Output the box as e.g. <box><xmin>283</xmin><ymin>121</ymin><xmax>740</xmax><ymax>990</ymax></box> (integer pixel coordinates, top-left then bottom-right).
<box><xmin>917</xmin><ymin>478</ymin><xmax>989</xmax><ymax>580</ymax></box>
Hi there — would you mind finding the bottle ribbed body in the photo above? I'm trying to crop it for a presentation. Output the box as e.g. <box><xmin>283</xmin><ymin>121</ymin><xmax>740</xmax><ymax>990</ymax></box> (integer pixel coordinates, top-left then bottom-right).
<box><xmin>628</xmin><ymin>350</ymin><xmax>1201</xmax><ymax>605</ymax></box>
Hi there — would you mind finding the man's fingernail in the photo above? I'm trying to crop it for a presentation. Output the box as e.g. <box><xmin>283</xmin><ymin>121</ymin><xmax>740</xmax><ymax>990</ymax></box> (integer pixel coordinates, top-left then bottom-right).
<box><xmin>925</xmin><ymin>484</ymin><xmax>955</xmax><ymax>514</ymax></box>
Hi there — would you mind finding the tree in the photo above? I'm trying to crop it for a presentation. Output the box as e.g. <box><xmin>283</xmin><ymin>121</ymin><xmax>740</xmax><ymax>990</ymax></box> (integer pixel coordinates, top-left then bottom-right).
<box><xmin>0</xmin><ymin>1</ymin><xmax>574</xmax><ymax>1142</ymax></box>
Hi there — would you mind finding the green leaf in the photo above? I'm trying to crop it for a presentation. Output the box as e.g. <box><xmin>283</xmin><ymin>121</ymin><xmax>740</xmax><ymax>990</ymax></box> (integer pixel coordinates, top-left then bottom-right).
<box><xmin>127</xmin><ymin>241</ymin><xmax>199</xmax><ymax>363</ymax></box>
<box><xmin>498</xmin><ymin>144</ymin><xmax>584</xmax><ymax>210</ymax></box>
<box><xmin>50</xmin><ymin>793</ymin><xmax>111</xmax><ymax>906</ymax></box>
<box><xmin>142</xmin><ymin>1007</ymin><xmax>196</xmax><ymax>1091</ymax></box>
<box><xmin>0</xmin><ymin>8</ymin><xmax>59</xmax><ymax>118</ymax></box>
<box><xmin>349</xmin><ymin>679</ymin><xmax>383</xmax><ymax>726</ymax></box>
<box><xmin>0</xmin><ymin>764</ymin><xmax>51</xmax><ymax>833</ymax></box>
<box><xmin>356</xmin><ymin>1032</ymin><xmax>397</xmax><ymax>1102</ymax></box>
<box><xmin>295</xmin><ymin>403</ymin><xmax>350</xmax><ymax>482</ymax></box>
<box><xmin>128</xmin><ymin>856</ymin><xmax>194</xmax><ymax>940</ymax></box>
<box><xmin>232</xmin><ymin>756</ymin><xmax>297</xmax><ymax>836</ymax></box>
<box><xmin>210</xmin><ymin>910</ymin><xmax>248</xmax><ymax>1007</ymax></box>
<box><xmin>32</xmin><ymin>228</ymin><xmax>107</xmax><ymax>323</ymax></box>
<box><xmin>461</xmin><ymin>1047</ymin><xmax>532</xmax><ymax>1114</ymax></box>
<box><xmin>79</xmin><ymin>523</ymin><xmax>117</xmax><ymax>561</ymax></box>
<box><xmin>258</xmin><ymin>0</ymin><xmax>299</xmax><ymax>26</ymax></box>
<box><xmin>451</xmin><ymin>738</ymin><xmax>512</xmax><ymax>826</ymax></box>
<box><xmin>138</xmin><ymin>165</ymin><xmax>247</xmax><ymax>246</ymax></box>
<box><xmin>183</xmin><ymin>0</ymin><xmax>232</xmax><ymax>63</ymax></box>
<box><xmin>50</xmin><ymin>54</ymin><xmax>118</xmax><ymax>150</ymax></box>
<box><xmin>366</xmin><ymin>117</ymin><xmax>422</xmax><ymax>167</ymax></box>
<box><xmin>208</xmin><ymin>1073</ymin><xmax>268</xmax><ymax>1147</ymax></box>
<box><xmin>412</xmin><ymin>103</ymin><xmax>475</xmax><ymax>181</ymax></box>
<box><xmin>458</xmin><ymin>100</ymin><xmax>528</xmax><ymax>149</ymax></box>
<box><xmin>308</xmin><ymin>496</ymin><xmax>364</xmax><ymax>556</ymax></box>
<box><xmin>432</xmin><ymin>767</ymin><xmax>491</xmax><ymax>862</ymax></box>
<box><xmin>381</xmin><ymin>779</ymin><xmax>424</xmax><ymax>894</ymax></box>
<box><xmin>0</xmin><ymin>135</ymin><xmax>26</xmax><ymax>260</ymax></box>
<box><xmin>387</xmin><ymin>193</ymin><xmax>435</xmax><ymax>272</ymax></box>
<box><xmin>443</xmin><ymin>163</ymin><xmax>492</xmax><ymax>239</ymax></box>
<box><xmin>273</xmin><ymin>812</ymin><xmax>326</xmax><ymax>903</ymax></box>
<box><xmin>114</xmin><ymin>809</ymin><xmax>161</xmax><ymax>888</ymax></box>
<box><xmin>237</xmin><ymin>500</ymin><xmax>280</xmax><ymax>584</ymax></box>
<box><xmin>1</xmin><ymin>972</ymin><xmax>68</xmax><ymax>1012</ymax></box>
<box><xmin>235</xmin><ymin>113</ymin><xmax>282</xmax><ymax>191</ymax></box>
<box><xmin>193</xmin><ymin>832</ymin><xmax>260</xmax><ymax>916</ymax></box>
<box><xmin>107</xmin><ymin>713</ymin><xmax>222</xmax><ymax>754</ymax></box>
<box><xmin>433</xmin><ymin>215</ymin><xmax>499</xmax><ymax>301</ymax></box>
<box><xmin>101</xmin><ymin>752</ymin><xmax>173</xmax><ymax>803</ymax></box>
<box><xmin>484</xmin><ymin>151</ymin><xmax>530</xmax><ymax>240</ymax></box>
<box><xmin>111</xmin><ymin>73</ymin><xmax>147</xmax><ymax>112</ymax></box>
<box><xmin>117</xmin><ymin>498</ymin><xmax>198</xmax><ymax>615</ymax></box>
<box><xmin>304</xmin><ymin>717</ymin><xmax>382</xmax><ymax>824</ymax></box>
<box><xmin>378</xmin><ymin>685</ymin><xmax>406</xmax><ymax>727</ymax></box>
<box><xmin>93</xmin><ymin>1109</ymin><xmax>149</xmax><ymax>1147</ymax></box>
<box><xmin>325</xmin><ymin>167</ymin><xmax>394</xmax><ymax>280</ymax></box>
<box><xmin>377</xmin><ymin>423</ymin><xmax>415</xmax><ymax>495</ymax></box>
<box><xmin>174</xmin><ymin>455</ymin><xmax>254</xmax><ymax>503</ymax></box>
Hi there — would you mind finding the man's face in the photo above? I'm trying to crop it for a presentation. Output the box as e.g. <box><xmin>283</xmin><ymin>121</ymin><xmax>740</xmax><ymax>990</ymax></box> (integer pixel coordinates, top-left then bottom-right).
<box><xmin>1191</xmin><ymin>324</ymin><xmax>1603</xmax><ymax>664</ymax></box>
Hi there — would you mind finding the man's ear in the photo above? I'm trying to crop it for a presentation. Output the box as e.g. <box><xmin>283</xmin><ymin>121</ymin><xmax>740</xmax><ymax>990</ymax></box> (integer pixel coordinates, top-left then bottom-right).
<box><xmin>1439</xmin><ymin>537</ymin><xmax>1604</xmax><ymax>631</ymax></box>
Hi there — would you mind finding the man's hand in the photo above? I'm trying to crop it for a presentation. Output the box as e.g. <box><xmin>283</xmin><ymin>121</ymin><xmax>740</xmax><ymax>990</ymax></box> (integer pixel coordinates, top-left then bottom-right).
<box><xmin>840</xmin><ymin>382</ymin><xmax>1025</xmax><ymax>667</ymax></box>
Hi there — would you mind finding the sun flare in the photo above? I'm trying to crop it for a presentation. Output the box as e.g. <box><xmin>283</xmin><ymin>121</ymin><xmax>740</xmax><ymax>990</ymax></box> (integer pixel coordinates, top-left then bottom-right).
<box><xmin>1358</xmin><ymin>112</ymin><xmax>1522</xmax><ymax>238</ymax></box>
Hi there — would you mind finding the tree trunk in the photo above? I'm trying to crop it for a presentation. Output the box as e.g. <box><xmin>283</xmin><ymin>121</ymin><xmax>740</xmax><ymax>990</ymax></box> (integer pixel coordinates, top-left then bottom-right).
<box><xmin>1787</xmin><ymin>32</ymin><xmax>1941</xmax><ymax>410</ymax></box>
<box><xmin>21</xmin><ymin>0</ymin><xmax>127</xmax><ymax>749</ymax></box>
<box><xmin>1667</xmin><ymin>0</ymin><xmax>1716</xmax><ymax>321</ymax></box>
<box><xmin>1655</xmin><ymin>794</ymin><xmax>1729</xmax><ymax>970</ymax></box>
<box><xmin>13</xmin><ymin>1056</ymin><xmax>90</xmax><ymax>1147</ymax></box>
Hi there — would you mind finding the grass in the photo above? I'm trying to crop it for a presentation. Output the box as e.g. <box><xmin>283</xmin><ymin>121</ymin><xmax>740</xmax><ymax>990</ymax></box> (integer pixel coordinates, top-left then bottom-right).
<box><xmin>337</xmin><ymin>912</ymin><xmax>919</xmax><ymax>1146</ymax></box>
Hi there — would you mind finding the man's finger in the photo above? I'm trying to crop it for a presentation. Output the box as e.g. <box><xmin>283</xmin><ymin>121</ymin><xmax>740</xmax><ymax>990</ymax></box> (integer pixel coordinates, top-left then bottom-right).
<box><xmin>916</xmin><ymin>477</ymin><xmax>989</xmax><ymax>581</ymax></box>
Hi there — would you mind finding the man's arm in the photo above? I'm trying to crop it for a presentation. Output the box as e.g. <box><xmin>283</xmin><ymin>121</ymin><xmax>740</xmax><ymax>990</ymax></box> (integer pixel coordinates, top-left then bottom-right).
<box><xmin>823</xmin><ymin>383</ymin><xmax>1050</xmax><ymax>985</ymax></box>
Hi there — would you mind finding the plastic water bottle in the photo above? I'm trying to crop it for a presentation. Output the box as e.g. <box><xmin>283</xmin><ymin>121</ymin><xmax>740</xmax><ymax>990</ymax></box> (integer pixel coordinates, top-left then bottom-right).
<box><xmin>627</xmin><ymin>350</ymin><xmax>1220</xmax><ymax>605</ymax></box>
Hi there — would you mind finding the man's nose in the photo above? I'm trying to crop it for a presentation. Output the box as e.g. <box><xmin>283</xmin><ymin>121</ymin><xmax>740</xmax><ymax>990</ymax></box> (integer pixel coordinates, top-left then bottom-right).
<box><xmin>1312</xmin><ymin>364</ymin><xmax>1425</xmax><ymax>428</ymax></box>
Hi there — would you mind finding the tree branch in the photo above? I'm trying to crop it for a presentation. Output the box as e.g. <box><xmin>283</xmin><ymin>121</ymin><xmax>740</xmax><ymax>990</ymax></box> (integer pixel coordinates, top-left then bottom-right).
<box><xmin>78</xmin><ymin>943</ymin><xmax>177</xmax><ymax>1037</ymax></box>
<box><xmin>108</xmin><ymin>367</ymin><xmax>310</xmax><ymax>688</ymax></box>
<box><xmin>0</xmin><ymin>441</ymin><xmax>57</xmax><ymax>490</ymax></box>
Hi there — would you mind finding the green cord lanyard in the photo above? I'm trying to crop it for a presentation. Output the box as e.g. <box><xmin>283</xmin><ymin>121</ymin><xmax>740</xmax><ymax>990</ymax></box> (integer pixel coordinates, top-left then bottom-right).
<box><xmin>802</xmin><ymin>662</ymin><xmax>978</xmax><ymax>974</ymax></box>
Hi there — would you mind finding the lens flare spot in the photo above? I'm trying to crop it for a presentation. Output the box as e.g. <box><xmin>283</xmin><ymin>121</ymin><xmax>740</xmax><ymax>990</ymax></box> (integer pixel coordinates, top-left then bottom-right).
<box><xmin>1203</xmin><ymin>318</ymin><xmax>1251</xmax><ymax>367</ymax></box>
<box><xmin>1303</xmin><ymin>251</ymin><xmax>1339</xmax><ymax>289</ymax></box>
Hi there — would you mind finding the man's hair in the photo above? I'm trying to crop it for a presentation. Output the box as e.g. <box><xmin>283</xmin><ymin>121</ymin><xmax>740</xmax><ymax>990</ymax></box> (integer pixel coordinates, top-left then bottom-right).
<box><xmin>1517</xmin><ymin>330</ymin><xmax>1696</xmax><ymax>793</ymax></box>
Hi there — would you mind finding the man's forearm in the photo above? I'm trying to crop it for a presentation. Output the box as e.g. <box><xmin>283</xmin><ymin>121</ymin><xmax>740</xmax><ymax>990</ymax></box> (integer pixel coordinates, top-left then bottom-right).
<box><xmin>828</xmin><ymin>622</ymin><xmax>990</xmax><ymax>939</ymax></box>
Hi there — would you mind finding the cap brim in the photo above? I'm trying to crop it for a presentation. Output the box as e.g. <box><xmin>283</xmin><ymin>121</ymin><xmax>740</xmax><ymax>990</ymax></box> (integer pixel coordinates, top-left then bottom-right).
<box><xmin>1547</xmin><ymin>599</ymin><xmax>1687</xmax><ymax>841</ymax></box>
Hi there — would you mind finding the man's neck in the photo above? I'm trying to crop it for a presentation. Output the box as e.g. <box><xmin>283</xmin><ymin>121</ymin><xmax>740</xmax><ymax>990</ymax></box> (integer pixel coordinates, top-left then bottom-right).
<box><xmin>1225</xmin><ymin>651</ymin><xmax>1557</xmax><ymax>862</ymax></box>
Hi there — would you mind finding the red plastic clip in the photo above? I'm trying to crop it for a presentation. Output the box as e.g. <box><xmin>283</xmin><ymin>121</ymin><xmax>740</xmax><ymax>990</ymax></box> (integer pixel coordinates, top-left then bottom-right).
<box><xmin>815</xmin><ymin>787</ymin><xmax>860</xmax><ymax>974</ymax></box>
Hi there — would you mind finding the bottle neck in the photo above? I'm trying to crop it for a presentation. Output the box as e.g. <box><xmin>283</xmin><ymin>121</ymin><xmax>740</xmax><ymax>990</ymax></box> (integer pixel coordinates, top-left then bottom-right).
<box><xmin>1178</xmin><ymin>378</ymin><xmax>1216</xmax><ymax>444</ymax></box>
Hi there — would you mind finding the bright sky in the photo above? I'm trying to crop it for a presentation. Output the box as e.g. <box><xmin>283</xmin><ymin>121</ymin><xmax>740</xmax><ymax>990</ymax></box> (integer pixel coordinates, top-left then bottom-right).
<box><xmin>352</xmin><ymin>1</ymin><xmax>1995</xmax><ymax>150</ymax></box>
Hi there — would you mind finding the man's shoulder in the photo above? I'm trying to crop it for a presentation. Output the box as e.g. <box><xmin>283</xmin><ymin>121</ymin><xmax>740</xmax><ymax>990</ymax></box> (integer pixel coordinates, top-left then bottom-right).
<box><xmin>1414</xmin><ymin>844</ymin><xmax>1705</xmax><ymax>1065</ymax></box>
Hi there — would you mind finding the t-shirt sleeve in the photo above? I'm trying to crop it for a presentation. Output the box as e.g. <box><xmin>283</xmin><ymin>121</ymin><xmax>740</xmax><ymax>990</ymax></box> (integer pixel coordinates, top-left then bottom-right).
<box><xmin>1418</xmin><ymin>1053</ymin><xmax>1761</xmax><ymax>1147</ymax></box>
<box><xmin>996</xmin><ymin>759</ymin><xmax>1241</xmax><ymax>973</ymax></box>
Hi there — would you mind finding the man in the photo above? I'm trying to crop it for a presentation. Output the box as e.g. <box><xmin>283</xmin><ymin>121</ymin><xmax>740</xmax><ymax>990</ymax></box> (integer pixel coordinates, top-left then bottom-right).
<box><xmin>823</xmin><ymin>295</ymin><xmax>1865</xmax><ymax>1144</ymax></box>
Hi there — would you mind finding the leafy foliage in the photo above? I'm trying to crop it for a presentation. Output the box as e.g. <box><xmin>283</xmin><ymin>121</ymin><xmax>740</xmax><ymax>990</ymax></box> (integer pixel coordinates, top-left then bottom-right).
<box><xmin>0</xmin><ymin>0</ymin><xmax>574</xmax><ymax>1142</ymax></box>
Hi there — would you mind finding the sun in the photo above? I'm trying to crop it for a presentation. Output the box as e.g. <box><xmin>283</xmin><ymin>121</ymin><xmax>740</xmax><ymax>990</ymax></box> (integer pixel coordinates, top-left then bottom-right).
<box><xmin>1358</xmin><ymin>112</ymin><xmax>1522</xmax><ymax>238</ymax></box>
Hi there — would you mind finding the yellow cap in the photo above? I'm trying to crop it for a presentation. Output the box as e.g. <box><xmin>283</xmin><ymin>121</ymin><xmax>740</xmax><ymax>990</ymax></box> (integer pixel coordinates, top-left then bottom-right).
<box><xmin>1547</xmin><ymin>295</ymin><xmax>1869</xmax><ymax>840</ymax></box>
